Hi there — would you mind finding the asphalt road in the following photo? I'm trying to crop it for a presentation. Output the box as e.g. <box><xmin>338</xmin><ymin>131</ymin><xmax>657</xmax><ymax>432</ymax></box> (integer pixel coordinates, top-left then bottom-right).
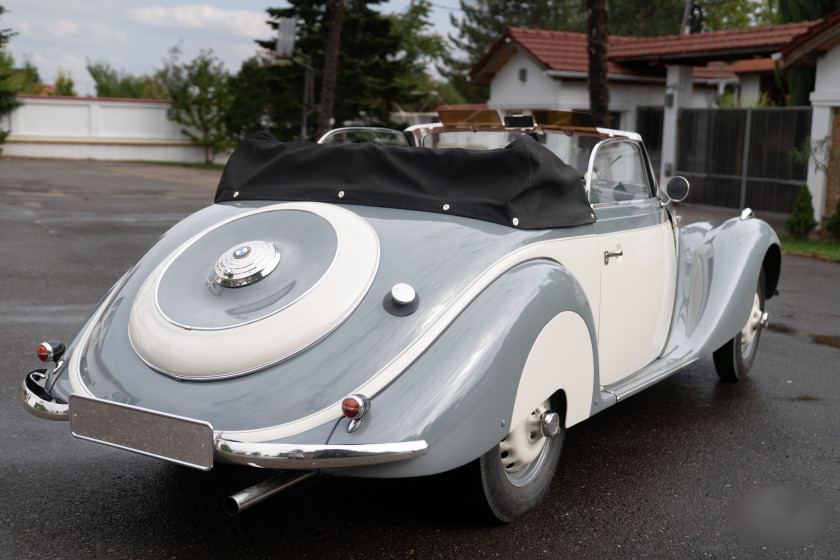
<box><xmin>1</xmin><ymin>158</ymin><xmax>838</xmax><ymax>559</ymax></box>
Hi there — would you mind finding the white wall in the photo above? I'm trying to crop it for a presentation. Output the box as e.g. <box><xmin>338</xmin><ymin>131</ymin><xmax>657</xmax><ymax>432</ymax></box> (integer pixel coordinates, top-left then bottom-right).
<box><xmin>814</xmin><ymin>44</ymin><xmax>840</xmax><ymax>92</ymax></box>
<box><xmin>487</xmin><ymin>54</ymin><xmax>719</xmax><ymax>132</ymax></box>
<box><xmin>1</xmin><ymin>96</ymin><xmax>216</xmax><ymax>163</ymax></box>
<box><xmin>807</xmin><ymin>42</ymin><xmax>840</xmax><ymax>224</ymax></box>
<box><xmin>738</xmin><ymin>75</ymin><xmax>762</xmax><ymax>104</ymax></box>
<box><xmin>488</xmin><ymin>51</ymin><xmax>561</xmax><ymax>109</ymax></box>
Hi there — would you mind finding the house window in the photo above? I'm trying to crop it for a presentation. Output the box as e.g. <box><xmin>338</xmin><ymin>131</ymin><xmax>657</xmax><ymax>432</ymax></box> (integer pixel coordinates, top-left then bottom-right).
<box><xmin>518</xmin><ymin>68</ymin><xmax>527</xmax><ymax>83</ymax></box>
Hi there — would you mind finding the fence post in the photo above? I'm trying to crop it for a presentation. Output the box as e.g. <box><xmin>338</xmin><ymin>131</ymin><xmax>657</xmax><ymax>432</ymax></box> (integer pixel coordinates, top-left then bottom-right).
<box><xmin>739</xmin><ymin>108</ymin><xmax>752</xmax><ymax>209</ymax></box>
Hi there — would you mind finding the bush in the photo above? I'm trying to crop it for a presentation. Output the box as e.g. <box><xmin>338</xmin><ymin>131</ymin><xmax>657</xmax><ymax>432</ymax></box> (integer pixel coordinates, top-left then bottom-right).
<box><xmin>826</xmin><ymin>199</ymin><xmax>840</xmax><ymax>240</ymax></box>
<box><xmin>785</xmin><ymin>185</ymin><xmax>819</xmax><ymax>239</ymax></box>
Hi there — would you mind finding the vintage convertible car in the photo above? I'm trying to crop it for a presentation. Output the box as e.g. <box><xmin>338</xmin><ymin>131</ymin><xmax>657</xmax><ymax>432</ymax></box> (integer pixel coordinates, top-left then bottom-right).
<box><xmin>21</xmin><ymin>110</ymin><xmax>780</xmax><ymax>521</ymax></box>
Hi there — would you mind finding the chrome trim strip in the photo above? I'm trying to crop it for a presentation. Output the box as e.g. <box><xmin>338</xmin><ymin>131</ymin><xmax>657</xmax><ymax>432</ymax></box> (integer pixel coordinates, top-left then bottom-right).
<box><xmin>20</xmin><ymin>370</ymin><xmax>70</xmax><ymax>421</ymax></box>
<box><xmin>603</xmin><ymin>351</ymin><xmax>698</xmax><ymax>402</ymax></box>
<box><xmin>214</xmin><ymin>438</ymin><xmax>428</xmax><ymax>469</ymax></box>
<box><xmin>586</xmin><ymin>137</ymin><xmax>654</xmax><ymax>202</ymax></box>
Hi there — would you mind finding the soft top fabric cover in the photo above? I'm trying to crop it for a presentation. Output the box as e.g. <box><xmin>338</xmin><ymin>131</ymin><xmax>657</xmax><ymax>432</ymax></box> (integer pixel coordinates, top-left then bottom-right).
<box><xmin>215</xmin><ymin>131</ymin><xmax>596</xmax><ymax>230</ymax></box>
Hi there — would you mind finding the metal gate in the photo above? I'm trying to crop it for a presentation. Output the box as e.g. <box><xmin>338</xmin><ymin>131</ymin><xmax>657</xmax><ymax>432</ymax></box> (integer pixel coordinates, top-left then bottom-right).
<box><xmin>675</xmin><ymin>107</ymin><xmax>812</xmax><ymax>214</ymax></box>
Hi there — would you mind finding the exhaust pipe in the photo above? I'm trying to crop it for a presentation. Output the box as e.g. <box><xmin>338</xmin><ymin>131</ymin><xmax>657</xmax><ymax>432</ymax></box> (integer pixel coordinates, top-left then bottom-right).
<box><xmin>224</xmin><ymin>470</ymin><xmax>316</xmax><ymax>516</ymax></box>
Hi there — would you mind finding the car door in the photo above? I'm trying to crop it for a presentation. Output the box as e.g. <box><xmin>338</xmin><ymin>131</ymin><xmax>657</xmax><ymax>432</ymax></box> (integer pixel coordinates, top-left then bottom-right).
<box><xmin>588</xmin><ymin>139</ymin><xmax>677</xmax><ymax>386</ymax></box>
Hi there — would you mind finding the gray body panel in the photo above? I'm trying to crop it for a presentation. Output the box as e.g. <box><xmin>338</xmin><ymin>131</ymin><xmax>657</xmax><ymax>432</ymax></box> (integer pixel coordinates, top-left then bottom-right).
<box><xmin>47</xmin><ymin>197</ymin><xmax>780</xmax><ymax>477</ymax></box>
<box><xmin>663</xmin><ymin>215</ymin><xmax>779</xmax><ymax>361</ymax></box>
<box><xmin>50</xmin><ymin>202</ymin><xmax>593</xmax><ymax>431</ymax></box>
<box><xmin>326</xmin><ymin>260</ymin><xmax>597</xmax><ymax>478</ymax></box>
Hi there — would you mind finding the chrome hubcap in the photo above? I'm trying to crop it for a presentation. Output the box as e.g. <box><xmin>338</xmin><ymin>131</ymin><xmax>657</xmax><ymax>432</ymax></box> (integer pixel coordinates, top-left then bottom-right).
<box><xmin>213</xmin><ymin>240</ymin><xmax>280</xmax><ymax>288</ymax></box>
<box><xmin>740</xmin><ymin>292</ymin><xmax>763</xmax><ymax>358</ymax></box>
<box><xmin>499</xmin><ymin>400</ymin><xmax>553</xmax><ymax>487</ymax></box>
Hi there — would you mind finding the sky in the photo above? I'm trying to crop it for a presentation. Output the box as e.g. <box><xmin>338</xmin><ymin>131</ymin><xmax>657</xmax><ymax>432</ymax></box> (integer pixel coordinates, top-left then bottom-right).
<box><xmin>1</xmin><ymin>1</ymin><xmax>462</xmax><ymax>96</ymax></box>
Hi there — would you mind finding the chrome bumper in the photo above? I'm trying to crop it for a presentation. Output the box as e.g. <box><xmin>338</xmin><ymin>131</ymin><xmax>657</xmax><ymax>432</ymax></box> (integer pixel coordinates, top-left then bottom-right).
<box><xmin>215</xmin><ymin>438</ymin><xmax>429</xmax><ymax>469</ymax></box>
<box><xmin>20</xmin><ymin>370</ymin><xmax>70</xmax><ymax>421</ymax></box>
<box><xmin>22</xmin><ymin>383</ymin><xmax>428</xmax><ymax>470</ymax></box>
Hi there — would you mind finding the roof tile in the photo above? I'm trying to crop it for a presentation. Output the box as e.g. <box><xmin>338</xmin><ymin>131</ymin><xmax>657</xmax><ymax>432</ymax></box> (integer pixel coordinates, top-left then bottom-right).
<box><xmin>506</xmin><ymin>28</ymin><xmax>736</xmax><ymax>79</ymax></box>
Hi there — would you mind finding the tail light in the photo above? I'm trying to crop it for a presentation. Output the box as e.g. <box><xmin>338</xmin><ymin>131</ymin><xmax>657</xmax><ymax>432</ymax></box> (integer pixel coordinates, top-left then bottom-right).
<box><xmin>36</xmin><ymin>341</ymin><xmax>65</xmax><ymax>363</ymax></box>
<box><xmin>341</xmin><ymin>394</ymin><xmax>370</xmax><ymax>432</ymax></box>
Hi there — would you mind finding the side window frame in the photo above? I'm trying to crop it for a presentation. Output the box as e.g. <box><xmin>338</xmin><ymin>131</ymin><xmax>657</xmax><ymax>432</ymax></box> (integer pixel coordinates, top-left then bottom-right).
<box><xmin>585</xmin><ymin>138</ymin><xmax>654</xmax><ymax>206</ymax></box>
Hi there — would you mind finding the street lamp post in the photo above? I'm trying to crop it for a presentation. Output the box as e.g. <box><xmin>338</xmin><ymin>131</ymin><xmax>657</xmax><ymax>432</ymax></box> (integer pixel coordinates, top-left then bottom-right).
<box><xmin>271</xmin><ymin>17</ymin><xmax>315</xmax><ymax>141</ymax></box>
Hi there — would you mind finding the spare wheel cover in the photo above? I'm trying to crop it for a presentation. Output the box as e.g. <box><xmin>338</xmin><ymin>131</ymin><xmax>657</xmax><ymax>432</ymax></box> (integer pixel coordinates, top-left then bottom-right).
<box><xmin>128</xmin><ymin>202</ymin><xmax>379</xmax><ymax>380</ymax></box>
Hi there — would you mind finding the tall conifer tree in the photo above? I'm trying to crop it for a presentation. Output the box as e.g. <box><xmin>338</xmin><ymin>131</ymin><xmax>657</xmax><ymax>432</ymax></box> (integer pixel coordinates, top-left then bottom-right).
<box><xmin>0</xmin><ymin>4</ymin><xmax>21</xmax><ymax>148</ymax></box>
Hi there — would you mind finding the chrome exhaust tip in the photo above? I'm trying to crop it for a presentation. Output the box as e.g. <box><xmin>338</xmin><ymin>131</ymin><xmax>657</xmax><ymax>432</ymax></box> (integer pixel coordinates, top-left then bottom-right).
<box><xmin>224</xmin><ymin>470</ymin><xmax>316</xmax><ymax>516</ymax></box>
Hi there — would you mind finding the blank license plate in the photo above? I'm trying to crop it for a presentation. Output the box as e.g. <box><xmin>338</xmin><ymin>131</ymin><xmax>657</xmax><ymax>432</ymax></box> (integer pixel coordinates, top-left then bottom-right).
<box><xmin>69</xmin><ymin>394</ymin><xmax>214</xmax><ymax>471</ymax></box>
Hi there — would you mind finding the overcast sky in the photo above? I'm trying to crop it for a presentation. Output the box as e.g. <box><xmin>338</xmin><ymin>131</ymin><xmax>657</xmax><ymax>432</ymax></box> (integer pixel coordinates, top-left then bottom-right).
<box><xmin>2</xmin><ymin>1</ymin><xmax>460</xmax><ymax>96</ymax></box>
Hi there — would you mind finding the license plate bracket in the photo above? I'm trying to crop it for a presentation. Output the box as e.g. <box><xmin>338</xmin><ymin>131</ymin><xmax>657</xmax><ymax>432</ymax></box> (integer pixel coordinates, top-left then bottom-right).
<box><xmin>69</xmin><ymin>394</ymin><xmax>214</xmax><ymax>471</ymax></box>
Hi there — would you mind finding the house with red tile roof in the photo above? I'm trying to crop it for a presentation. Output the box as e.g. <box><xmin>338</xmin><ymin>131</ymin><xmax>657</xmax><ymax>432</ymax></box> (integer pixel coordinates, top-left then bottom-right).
<box><xmin>469</xmin><ymin>12</ymin><xmax>840</xmax><ymax>226</ymax></box>
<box><xmin>471</xmin><ymin>27</ymin><xmax>736</xmax><ymax>131</ymax></box>
<box><xmin>469</xmin><ymin>22</ymin><xmax>819</xmax><ymax>132</ymax></box>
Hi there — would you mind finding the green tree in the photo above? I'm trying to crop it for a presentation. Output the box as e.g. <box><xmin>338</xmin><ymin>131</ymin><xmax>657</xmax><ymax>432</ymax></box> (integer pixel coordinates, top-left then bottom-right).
<box><xmin>244</xmin><ymin>1</ymin><xmax>403</xmax><ymax>140</ymax></box>
<box><xmin>158</xmin><ymin>47</ymin><xmax>234</xmax><ymax>163</ymax></box>
<box><xmin>387</xmin><ymin>0</ymin><xmax>448</xmax><ymax>110</ymax></box>
<box><xmin>697</xmin><ymin>0</ymin><xmax>774</xmax><ymax>31</ymax></box>
<box><xmin>784</xmin><ymin>185</ymin><xmax>819</xmax><ymax>239</ymax></box>
<box><xmin>10</xmin><ymin>59</ymin><xmax>45</xmax><ymax>94</ymax></box>
<box><xmin>225</xmin><ymin>56</ymin><xmax>301</xmax><ymax>142</ymax></box>
<box><xmin>50</xmin><ymin>68</ymin><xmax>77</xmax><ymax>96</ymax></box>
<box><xmin>609</xmin><ymin>0</ymin><xmax>685</xmax><ymax>36</ymax></box>
<box><xmin>777</xmin><ymin>0</ymin><xmax>840</xmax><ymax>22</ymax></box>
<box><xmin>87</xmin><ymin>61</ymin><xmax>167</xmax><ymax>99</ymax></box>
<box><xmin>1</xmin><ymin>4</ymin><xmax>21</xmax><ymax>149</ymax></box>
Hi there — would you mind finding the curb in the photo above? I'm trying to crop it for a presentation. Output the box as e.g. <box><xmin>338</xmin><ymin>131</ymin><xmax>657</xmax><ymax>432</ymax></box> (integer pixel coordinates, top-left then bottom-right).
<box><xmin>783</xmin><ymin>250</ymin><xmax>840</xmax><ymax>263</ymax></box>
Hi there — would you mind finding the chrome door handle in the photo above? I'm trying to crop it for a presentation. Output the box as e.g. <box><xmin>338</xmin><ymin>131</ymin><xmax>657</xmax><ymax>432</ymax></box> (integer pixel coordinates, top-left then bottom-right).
<box><xmin>604</xmin><ymin>250</ymin><xmax>623</xmax><ymax>265</ymax></box>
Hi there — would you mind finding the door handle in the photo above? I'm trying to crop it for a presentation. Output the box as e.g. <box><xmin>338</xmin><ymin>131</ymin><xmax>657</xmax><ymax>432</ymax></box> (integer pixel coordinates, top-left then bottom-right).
<box><xmin>604</xmin><ymin>250</ymin><xmax>623</xmax><ymax>265</ymax></box>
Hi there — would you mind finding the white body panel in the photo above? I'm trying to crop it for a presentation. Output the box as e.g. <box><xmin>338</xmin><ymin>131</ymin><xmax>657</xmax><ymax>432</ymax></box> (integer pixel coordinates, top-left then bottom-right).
<box><xmin>511</xmin><ymin>311</ymin><xmax>594</xmax><ymax>430</ymax></box>
<box><xmin>597</xmin><ymin>221</ymin><xmax>677</xmax><ymax>386</ymax></box>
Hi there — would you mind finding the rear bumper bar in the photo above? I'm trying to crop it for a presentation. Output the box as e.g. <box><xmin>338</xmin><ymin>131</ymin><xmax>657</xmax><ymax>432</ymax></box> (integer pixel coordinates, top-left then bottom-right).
<box><xmin>20</xmin><ymin>370</ymin><xmax>70</xmax><ymax>421</ymax></box>
<box><xmin>21</xmin><ymin>382</ymin><xmax>427</xmax><ymax>470</ymax></box>
<box><xmin>214</xmin><ymin>438</ymin><xmax>429</xmax><ymax>469</ymax></box>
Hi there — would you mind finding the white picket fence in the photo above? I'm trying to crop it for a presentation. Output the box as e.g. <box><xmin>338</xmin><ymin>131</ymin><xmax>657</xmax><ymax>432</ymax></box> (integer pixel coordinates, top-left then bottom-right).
<box><xmin>0</xmin><ymin>95</ymin><xmax>214</xmax><ymax>163</ymax></box>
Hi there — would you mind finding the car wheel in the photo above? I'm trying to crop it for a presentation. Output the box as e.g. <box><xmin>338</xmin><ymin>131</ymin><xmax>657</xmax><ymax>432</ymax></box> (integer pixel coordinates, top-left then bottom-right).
<box><xmin>478</xmin><ymin>398</ymin><xmax>565</xmax><ymax>522</ymax></box>
<box><xmin>713</xmin><ymin>269</ymin><xmax>766</xmax><ymax>381</ymax></box>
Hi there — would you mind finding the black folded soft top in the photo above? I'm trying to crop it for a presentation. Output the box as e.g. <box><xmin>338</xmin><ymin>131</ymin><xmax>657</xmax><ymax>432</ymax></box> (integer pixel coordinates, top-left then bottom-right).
<box><xmin>215</xmin><ymin>131</ymin><xmax>596</xmax><ymax>230</ymax></box>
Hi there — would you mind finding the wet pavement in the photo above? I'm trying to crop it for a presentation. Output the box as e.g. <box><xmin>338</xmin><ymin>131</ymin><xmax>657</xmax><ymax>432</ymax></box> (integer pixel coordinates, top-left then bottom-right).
<box><xmin>1</xmin><ymin>158</ymin><xmax>838</xmax><ymax>559</ymax></box>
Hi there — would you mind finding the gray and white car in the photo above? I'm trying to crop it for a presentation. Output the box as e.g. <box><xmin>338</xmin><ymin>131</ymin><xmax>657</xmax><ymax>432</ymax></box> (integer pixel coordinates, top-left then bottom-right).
<box><xmin>21</xmin><ymin>110</ymin><xmax>780</xmax><ymax>521</ymax></box>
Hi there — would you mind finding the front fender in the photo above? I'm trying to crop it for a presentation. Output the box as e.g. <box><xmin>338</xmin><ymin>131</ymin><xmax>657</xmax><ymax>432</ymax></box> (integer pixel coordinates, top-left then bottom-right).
<box><xmin>325</xmin><ymin>259</ymin><xmax>598</xmax><ymax>478</ymax></box>
<box><xmin>665</xmin><ymin>216</ymin><xmax>780</xmax><ymax>361</ymax></box>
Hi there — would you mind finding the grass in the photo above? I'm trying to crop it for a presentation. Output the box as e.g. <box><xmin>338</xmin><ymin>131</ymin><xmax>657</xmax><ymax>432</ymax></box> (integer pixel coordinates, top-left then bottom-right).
<box><xmin>132</xmin><ymin>160</ymin><xmax>225</xmax><ymax>170</ymax></box>
<box><xmin>779</xmin><ymin>234</ymin><xmax>840</xmax><ymax>262</ymax></box>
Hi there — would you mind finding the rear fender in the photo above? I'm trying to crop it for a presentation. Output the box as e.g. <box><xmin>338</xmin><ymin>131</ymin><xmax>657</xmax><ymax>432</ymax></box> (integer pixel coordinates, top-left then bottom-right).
<box><xmin>665</xmin><ymin>217</ymin><xmax>780</xmax><ymax>360</ymax></box>
<box><xmin>325</xmin><ymin>259</ymin><xmax>598</xmax><ymax>478</ymax></box>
